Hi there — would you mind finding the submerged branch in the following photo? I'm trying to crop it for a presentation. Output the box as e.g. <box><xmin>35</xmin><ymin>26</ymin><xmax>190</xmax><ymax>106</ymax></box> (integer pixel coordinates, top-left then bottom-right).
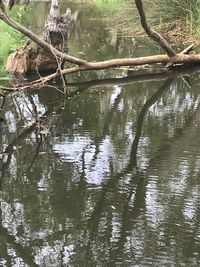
<box><xmin>1</xmin><ymin>64</ymin><xmax>200</xmax><ymax>93</ymax></box>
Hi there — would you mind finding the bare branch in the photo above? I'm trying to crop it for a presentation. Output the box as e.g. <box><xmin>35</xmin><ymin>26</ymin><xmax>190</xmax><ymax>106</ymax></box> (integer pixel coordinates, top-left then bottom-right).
<box><xmin>180</xmin><ymin>44</ymin><xmax>194</xmax><ymax>55</ymax></box>
<box><xmin>134</xmin><ymin>0</ymin><xmax>176</xmax><ymax>57</ymax></box>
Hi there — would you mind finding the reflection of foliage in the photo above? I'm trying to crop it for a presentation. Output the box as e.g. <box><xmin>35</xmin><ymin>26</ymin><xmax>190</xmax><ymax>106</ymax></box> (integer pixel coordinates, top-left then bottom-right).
<box><xmin>95</xmin><ymin>0</ymin><xmax>137</xmax><ymax>38</ymax></box>
<box><xmin>68</xmin><ymin>1</ymin><xmax>156</xmax><ymax>63</ymax></box>
<box><xmin>106</xmin><ymin>0</ymin><xmax>200</xmax><ymax>41</ymax></box>
<box><xmin>91</xmin><ymin>0</ymin><xmax>200</xmax><ymax>42</ymax></box>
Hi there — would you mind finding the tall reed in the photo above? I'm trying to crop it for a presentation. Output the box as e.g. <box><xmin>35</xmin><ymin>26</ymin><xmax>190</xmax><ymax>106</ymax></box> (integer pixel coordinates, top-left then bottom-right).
<box><xmin>152</xmin><ymin>0</ymin><xmax>200</xmax><ymax>38</ymax></box>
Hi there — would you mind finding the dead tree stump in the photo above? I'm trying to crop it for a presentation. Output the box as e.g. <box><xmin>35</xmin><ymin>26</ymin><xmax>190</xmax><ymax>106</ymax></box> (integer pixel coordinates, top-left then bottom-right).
<box><xmin>6</xmin><ymin>0</ymin><xmax>71</xmax><ymax>73</ymax></box>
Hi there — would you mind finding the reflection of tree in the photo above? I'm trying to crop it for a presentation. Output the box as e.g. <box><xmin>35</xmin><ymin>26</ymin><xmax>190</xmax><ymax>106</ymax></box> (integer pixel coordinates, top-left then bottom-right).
<box><xmin>128</xmin><ymin>78</ymin><xmax>173</xmax><ymax>168</ymax></box>
<box><xmin>70</xmin><ymin>75</ymin><xmax>200</xmax><ymax>265</ymax></box>
<box><xmin>0</xmin><ymin>207</ymin><xmax>38</xmax><ymax>266</ymax></box>
<box><xmin>74</xmin><ymin>78</ymin><xmax>173</xmax><ymax>265</ymax></box>
<box><xmin>0</xmin><ymin>98</ymin><xmax>63</xmax><ymax>186</ymax></box>
<box><xmin>1</xmin><ymin>73</ymin><xmax>200</xmax><ymax>265</ymax></box>
<box><xmin>0</xmin><ymin>92</ymin><xmax>69</xmax><ymax>264</ymax></box>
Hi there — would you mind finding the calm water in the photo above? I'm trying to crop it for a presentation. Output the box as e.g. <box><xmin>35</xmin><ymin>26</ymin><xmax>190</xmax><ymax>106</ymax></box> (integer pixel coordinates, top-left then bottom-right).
<box><xmin>0</xmin><ymin>1</ymin><xmax>200</xmax><ymax>266</ymax></box>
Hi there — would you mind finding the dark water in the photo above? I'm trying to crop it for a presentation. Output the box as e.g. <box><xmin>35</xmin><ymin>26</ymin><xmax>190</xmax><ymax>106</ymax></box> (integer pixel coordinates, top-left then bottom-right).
<box><xmin>0</xmin><ymin>1</ymin><xmax>200</xmax><ymax>266</ymax></box>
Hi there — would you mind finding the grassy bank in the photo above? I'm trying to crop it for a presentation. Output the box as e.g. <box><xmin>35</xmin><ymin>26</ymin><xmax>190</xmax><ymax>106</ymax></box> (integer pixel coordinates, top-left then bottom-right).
<box><xmin>151</xmin><ymin>0</ymin><xmax>200</xmax><ymax>42</ymax></box>
<box><xmin>91</xmin><ymin>0</ymin><xmax>200</xmax><ymax>43</ymax></box>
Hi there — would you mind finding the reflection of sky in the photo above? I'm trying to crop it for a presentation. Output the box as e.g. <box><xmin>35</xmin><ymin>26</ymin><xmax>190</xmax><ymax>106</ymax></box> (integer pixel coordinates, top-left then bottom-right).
<box><xmin>149</xmin><ymin>87</ymin><xmax>200</xmax><ymax>117</ymax></box>
<box><xmin>146</xmin><ymin>176</ymin><xmax>165</xmax><ymax>228</ymax></box>
<box><xmin>183</xmin><ymin>193</ymin><xmax>197</xmax><ymax>221</ymax></box>
<box><xmin>5</xmin><ymin>111</ymin><xmax>16</xmax><ymax>133</ymax></box>
<box><xmin>110</xmin><ymin>85</ymin><xmax>122</xmax><ymax>106</ymax></box>
<box><xmin>1</xmin><ymin>202</ymin><xmax>24</xmax><ymax>236</ymax></box>
<box><xmin>14</xmin><ymin>93</ymin><xmax>46</xmax><ymax>124</ymax></box>
<box><xmin>34</xmin><ymin>242</ymin><xmax>74</xmax><ymax>266</ymax></box>
<box><xmin>53</xmin><ymin>135</ymin><xmax>113</xmax><ymax>185</ymax></box>
<box><xmin>2</xmin><ymin>76</ymin><xmax>200</xmax><ymax>266</ymax></box>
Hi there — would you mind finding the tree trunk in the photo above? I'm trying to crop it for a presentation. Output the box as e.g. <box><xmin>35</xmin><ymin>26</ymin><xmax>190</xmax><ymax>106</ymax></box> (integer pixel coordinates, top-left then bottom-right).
<box><xmin>5</xmin><ymin>0</ymin><xmax>71</xmax><ymax>73</ymax></box>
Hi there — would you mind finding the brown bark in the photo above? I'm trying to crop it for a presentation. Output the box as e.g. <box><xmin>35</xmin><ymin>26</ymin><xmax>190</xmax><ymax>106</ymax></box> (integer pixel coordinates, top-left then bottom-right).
<box><xmin>33</xmin><ymin>54</ymin><xmax>200</xmax><ymax>85</ymax></box>
<box><xmin>5</xmin><ymin>0</ymin><xmax>73</xmax><ymax>73</ymax></box>
<box><xmin>1</xmin><ymin>63</ymin><xmax>199</xmax><ymax>93</ymax></box>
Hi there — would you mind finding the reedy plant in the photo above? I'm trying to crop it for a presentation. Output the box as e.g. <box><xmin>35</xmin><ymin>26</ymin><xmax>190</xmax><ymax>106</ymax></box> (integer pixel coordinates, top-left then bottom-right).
<box><xmin>152</xmin><ymin>0</ymin><xmax>200</xmax><ymax>38</ymax></box>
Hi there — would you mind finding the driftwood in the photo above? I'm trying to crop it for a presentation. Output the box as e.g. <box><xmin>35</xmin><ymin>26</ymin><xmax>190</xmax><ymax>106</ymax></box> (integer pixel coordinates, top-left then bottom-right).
<box><xmin>0</xmin><ymin>0</ymin><xmax>200</xmax><ymax>89</ymax></box>
<box><xmin>5</xmin><ymin>0</ymin><xmax>71</xmax><ymax>73</ymax></box>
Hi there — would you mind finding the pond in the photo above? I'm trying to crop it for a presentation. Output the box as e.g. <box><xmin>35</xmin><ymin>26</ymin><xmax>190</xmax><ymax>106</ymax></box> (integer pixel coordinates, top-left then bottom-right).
<box><xmin>0</xmin><ymin>1</ymin><xmax>200</xmax><ymax>266</ymax></box>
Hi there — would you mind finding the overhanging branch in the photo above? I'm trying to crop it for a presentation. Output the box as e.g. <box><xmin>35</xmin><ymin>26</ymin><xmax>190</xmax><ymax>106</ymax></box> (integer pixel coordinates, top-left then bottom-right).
<box><xmin>134</xmin><ymin>0</ymin><xmax>176</xmax><ymax>57</ymax></box>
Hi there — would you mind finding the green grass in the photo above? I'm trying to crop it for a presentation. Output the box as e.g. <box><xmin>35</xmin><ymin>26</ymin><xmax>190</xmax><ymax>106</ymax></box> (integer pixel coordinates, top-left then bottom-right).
<box><xmin>94</xmin><ymin>0</ymin><xmax>123</xmax><ymax>14</ymax></box>
<box><xmin>151</xmin><ymin>0</ymin><xmax>200</xmax><ymax>39</ymax></box>
<box><xmin>0</xmin><ymin>6</ymin><xmax>26</xmax><ymax>71</ymax></box>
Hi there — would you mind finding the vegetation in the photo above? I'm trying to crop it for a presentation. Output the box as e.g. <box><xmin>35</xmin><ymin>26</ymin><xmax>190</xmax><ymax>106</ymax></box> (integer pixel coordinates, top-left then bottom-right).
<box><xmin>152</xmin><ymin>0</ymin><xmax>200</xmax><ymax>41</ymax></box>
<box><xmin>0</xmin><ymin>6</ymin><xmax>26</xmax><ymax>73</ymax></box>
<box><xmin>91</xmin><ymin>0</ymin><xmax>200</xmax><ymax>42</ymax></box>
<box><xmin>94</xmin><ymin>0</ymin><xmax>122</xmax><ymax>13</ymax></box>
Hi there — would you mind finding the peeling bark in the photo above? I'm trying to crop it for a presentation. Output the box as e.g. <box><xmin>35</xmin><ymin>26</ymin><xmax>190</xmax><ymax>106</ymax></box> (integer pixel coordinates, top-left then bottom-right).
<box><xmin>5</xmin><ymin>0</ymin><xmax>71</xmax><ymax>73</ymax></box>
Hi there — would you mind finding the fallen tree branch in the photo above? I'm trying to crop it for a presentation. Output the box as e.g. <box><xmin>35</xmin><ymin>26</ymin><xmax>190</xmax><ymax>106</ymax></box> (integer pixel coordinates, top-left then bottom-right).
<box><xmin>180</xmin><ymin>44</ymin><xmax>194</xmax><ymax>55</ymax></box>
<box><xmin>0</xmin><ymin>8</ymin><xmax>176</xmax><ymax>70</ymax></box>
<box><xmin>28</xmin><ymin>53</ymin><xmax>200</xmax><ymax>86</ymax></box>
<box><xmin>2</xmin><ymin>64</ymin><xmax>199</xmax><ymax>95</ymax></box>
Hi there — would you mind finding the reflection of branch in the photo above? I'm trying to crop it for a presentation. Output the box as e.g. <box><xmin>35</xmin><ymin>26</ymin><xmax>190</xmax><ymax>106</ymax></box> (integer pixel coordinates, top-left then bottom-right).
<box><xmin>77</xmin><ymin>77</ymin><xmax>174</xmax><ymax>171</ymax></box>
<box><xmin>146</xmin><ymin>102</ymin><xmax>200</xmax><ymax>170</ymax></box>
<box><xmin>0</xmin><ymin>82</ymin><xmax>86</xmax><ymax>187</ymax></box>
<box><xmin>109</xmin><ymin>77</ymin><xmax>180</xmax><ymax>255</ymax></box>
<box><xmin>90</xmin><ymin>91</ymin><xmax>123</xmax><ymax>168</ymax></box>
<box><xmin>0</xmin><ymin>207</ymin><xmax>38</xmax><ymax>266</ymax></box>
<box><xmin>127</xmin><ymin>78</ymin><xmax>174</xmax><ymax>168</ymax></box>
<box><xmin>0</xmin><ymin>95</ymin><xmax>5</xmax><ymax>109</ymax></box>
<box><xmin>109</xmin><ymin>175</ymin><xmax>147</xmax><ymax>262</ymax></box>
<box><xmin>83</xmin><ymin>78</ymin><xmax>173</xmax><ymax>249</ymax></box>
<box><xmin>0</xmin><ymin>95</ymin><xmax>5</xmax><ymax>122</ymax></box>
<box><xmin>0</xmin><ymin>101</ymin><xmax>64</xmax><ymax>189</ymax></box>
<box><xmin>1</xmin><ymin>65</ymin><xmax>200</xmax><ymax>95</ymax></box>
<box><xmin>0</xmin><ymin>81</ymin><xmax>88</xmax><ymax>186</ymax></box>
<box><xmin>110</xmin><ymin>78</ymin><xmax>200</xmax><ymax>260</ymax></box>
<box><xmin>66</xmin><ymin>65</ymin><xmax>200</xmax><ymax>92</ymax></box>
<box><xmin>67</xmin><ymin>71</ymin><xmax>170</xmax><ymax>90</ymax></box>
<box><xmin>28</xmin><ymin>136</ymin><xmax>43</xmax><ymax>170</ymax></box>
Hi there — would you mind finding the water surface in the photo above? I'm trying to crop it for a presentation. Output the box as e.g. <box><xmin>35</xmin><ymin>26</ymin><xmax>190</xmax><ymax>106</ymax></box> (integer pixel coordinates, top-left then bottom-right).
<box><xmin>0</xmin><ymin>1</ymin><xmax>200</xmax><ymax>266</ymax></box>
